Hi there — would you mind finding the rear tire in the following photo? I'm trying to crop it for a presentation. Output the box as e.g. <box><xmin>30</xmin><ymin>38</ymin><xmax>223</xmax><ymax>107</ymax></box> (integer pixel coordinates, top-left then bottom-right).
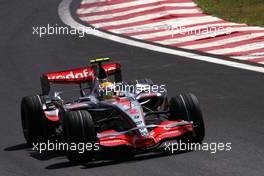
<box><xmin>169</xmin><ymin>93</ymin><xmax>205</xmax><ymax>143</ymax></box>
<box><xmin>21</xmin><ymin>95</ymin><xmax>47</xmax><ymax>144</ymax></box>
<box><xmin>63</xmin><ymin>110</ymin><xmax>97</xmax><ymax>163</ymax></box>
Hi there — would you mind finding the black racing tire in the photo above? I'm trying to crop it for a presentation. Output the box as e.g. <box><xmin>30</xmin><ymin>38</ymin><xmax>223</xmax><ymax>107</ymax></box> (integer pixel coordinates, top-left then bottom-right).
<box><xmin>63</xmin><ymin>110</ymin><xmax>97</xmax><ymax>163</ymax></box>
<box><xmin>169</xmin><ymin>93</ymin><xmax>205</xmax><ymax>143</ymax></box>
<box><xmin>21</xmin><ymin>95</ymin><xmax>48</xmax><ymax>144</ymax></box>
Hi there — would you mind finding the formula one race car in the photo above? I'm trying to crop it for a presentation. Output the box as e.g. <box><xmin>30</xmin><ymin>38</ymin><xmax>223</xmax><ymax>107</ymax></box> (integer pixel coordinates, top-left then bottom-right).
<box><xmin>21</xmin><ymin>58</ymin><xmax>205</xmax><ymax>162</ymax></box>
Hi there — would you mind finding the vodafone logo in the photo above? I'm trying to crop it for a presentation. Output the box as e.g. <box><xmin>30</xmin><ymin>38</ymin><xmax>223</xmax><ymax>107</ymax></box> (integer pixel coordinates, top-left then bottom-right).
<box><xmin>64</xmin><ymin>69</ymin><xmax>92</xmax><ymax>79</ymax></box>
<box><xmin>47</xmin><ymin>68</ymin><xmax>94</xmax><ymax>80</ymax></box>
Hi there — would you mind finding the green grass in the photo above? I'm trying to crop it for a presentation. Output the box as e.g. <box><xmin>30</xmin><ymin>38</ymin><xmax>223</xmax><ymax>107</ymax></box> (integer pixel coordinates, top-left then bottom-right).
<box><xmin>195</xmin><ymin>0</ymin><xmax>264</xmax><ymax>26</ymax></box>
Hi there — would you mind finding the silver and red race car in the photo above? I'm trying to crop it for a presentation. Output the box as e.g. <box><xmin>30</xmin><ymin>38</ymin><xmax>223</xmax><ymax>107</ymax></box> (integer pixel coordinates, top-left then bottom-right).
<box><xmin>21</xmin><ymin>58</ymin><xmax>205</xmax><ymax>162</ymax></box>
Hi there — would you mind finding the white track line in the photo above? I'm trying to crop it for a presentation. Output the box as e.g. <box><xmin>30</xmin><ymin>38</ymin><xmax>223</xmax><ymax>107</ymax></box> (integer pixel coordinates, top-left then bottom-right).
<box><xmin>58</xmin><ymin>0</ymin><xmax>264</xmax><ymax>73</ymax></box>
<box><xmin>233</xmin><ymin>53</ymin><xmax>264</xmax><ymax>60</ymax></box>
<box><xmin>184</xmin><ymin>33</ymin><xmax>264</xmax><ymax>50</ymax></box>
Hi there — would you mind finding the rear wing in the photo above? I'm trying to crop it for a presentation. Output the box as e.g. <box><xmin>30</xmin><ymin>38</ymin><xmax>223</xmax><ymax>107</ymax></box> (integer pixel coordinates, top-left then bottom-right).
<box><xmin>41</xmin><ymin>63</ymin><xmax>121</xmax><ymax>95</ymax></box>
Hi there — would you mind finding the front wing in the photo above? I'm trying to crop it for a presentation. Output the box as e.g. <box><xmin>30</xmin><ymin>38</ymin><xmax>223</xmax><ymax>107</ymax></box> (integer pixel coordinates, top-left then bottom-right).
<box><xmin>98</xmin><ymin>120</ymin><xmax>193</xmax><ymax>149</ymax></box>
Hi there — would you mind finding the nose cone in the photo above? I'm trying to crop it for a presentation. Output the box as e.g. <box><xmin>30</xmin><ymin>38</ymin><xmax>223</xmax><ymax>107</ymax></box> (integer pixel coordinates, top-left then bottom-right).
<box><xmin>134</xmin><ymin>137</ymin><xmax>156</xmax><ymax>148</ymax></box>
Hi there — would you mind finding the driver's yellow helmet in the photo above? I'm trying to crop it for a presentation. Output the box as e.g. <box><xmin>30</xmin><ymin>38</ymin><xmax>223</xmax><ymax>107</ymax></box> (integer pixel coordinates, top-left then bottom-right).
<box><xmin>99</xmin><ymin>82</ymin><xmax>115</xmax><ymax>99</ymax></box>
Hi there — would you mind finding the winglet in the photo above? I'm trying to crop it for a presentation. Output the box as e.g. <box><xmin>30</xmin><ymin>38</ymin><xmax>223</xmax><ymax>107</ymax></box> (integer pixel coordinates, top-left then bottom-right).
<box><xmin>90</xmin><ymin>57</ymin><xmax>111</xmax><ymax>64</ymax></box>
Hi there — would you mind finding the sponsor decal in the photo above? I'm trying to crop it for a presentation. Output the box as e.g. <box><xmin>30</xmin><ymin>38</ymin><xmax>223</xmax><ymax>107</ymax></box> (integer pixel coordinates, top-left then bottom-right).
<box><xmin>47</xmin><ymin>68</ymin><xmax>94</xmax><ymax>80</ymax></box>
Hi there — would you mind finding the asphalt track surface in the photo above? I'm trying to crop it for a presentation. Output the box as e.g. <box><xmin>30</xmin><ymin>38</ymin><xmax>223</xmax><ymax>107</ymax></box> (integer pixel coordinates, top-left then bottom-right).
<box><xmin>0</xmin><ymin>0</ymin><xmax>264</xmax><ymax>176</ymax></box>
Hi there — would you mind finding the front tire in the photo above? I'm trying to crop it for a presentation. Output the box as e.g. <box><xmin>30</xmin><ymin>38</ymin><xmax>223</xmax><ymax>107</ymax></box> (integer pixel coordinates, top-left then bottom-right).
<box><xmin>21</xmin><ymin>95</ymin><xmax>47</xmax><ymax>144</ymax></box>
<box><xmin>63</xmin><ymin>110</ymin><xmax>97</xmax><ymax>163</ymax></box>
<box><xmin>169</xmin><ymin>93</ymin><xmax>205</xmax><ymax>143</ymax></box>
